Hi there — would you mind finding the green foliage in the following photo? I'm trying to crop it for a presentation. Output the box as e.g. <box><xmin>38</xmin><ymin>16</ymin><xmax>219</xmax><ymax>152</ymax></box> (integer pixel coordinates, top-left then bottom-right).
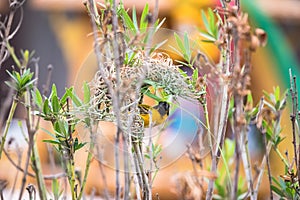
<box><xmin>263</xmin><ymin>86</ymin><xmax>287</xmax><ymax>112</ymax></box>
<box><xmin>145</xmin><ymin>143</ymin><xmax>162</xmax><ymax>161</ymax></box>
<box><xmin>117</xmin><ymin>2</ymin><xmax>165</xmax><ymax>51</ymax></box>
<box><xmin>261</xmin><ymin>87</ymin><xmax>287</xmax><ymax>147</ymax></box>
<box><xmin>199</xmin><ymin>8</ymin><xmax>219</xmax><ymax>43</ymax></box>
<box><xmin>213</xmin><ymin>139</ymin><xmax>247</xmax><ymax>200</ymax></box>
<box><xmin>5</xmin><ymin>69</ymin><xmax>36</xmax><ymax>97</ymax></box>
<box><xmin>271</xmin><ymin>175</ymin><xmax>299</xmax><ymax>199</ymax></box>
<box><xmin>141</xmin><ymin>79</ymin><xmax>171</xmax><ymax>102</ymax></box>
<box><xmin>52</xmin><ymin>178</ymin><xmax>64</xmax><ymax>200</ymax></box>
<box><xmin>35</xmin><ymin>85</ymin><xmax>88</xmax><ymax>153</ymax></box>
<box><xmin>171</xmin><ymin>32</ymin><xmax>194</xmax><ymax>67</ymax></box>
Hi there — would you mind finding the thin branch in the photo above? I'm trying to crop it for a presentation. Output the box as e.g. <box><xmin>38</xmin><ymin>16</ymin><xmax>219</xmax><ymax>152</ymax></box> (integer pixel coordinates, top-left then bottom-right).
<box><xmin>262</xmin><ymin>129</ymin><xmax>273</xmax><ymax>199</ymax></box>
<box><xmin>3</xmin><ymin>148</ymin><xmax>67</xmax><ymax>180</ymax></box>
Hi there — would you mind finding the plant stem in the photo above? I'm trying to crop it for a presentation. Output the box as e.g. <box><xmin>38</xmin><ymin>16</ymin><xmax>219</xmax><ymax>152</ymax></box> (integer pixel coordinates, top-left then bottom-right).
<box><xmin>78</xmin><ymin>125</ymin><xmax>96</xmax><ymax>200</ymax></box>
<box><xmin>240</xmin><ymin>133</ymin><xmax>255</xmax><ymax>200</ymax></box>
<box><xmin>274</xmin><ymin>147</ymin><xmax>289</xmax><ymax>167</ymax></box>
<box><xmin>18</xmin><ymin>133</ymin><xmax>34</xmax><ymax>200</ymax></box>
<box><xmin>0</xmin><ymin>98</ymin><xmax>18</xmax><ymax>158</ymax></box>
<box><xmin>254</xmin><ymin>142</ymin><xmax>272</xmax><ymax>198</ymax></box>
<box><xmin>206</xmin><ymin>34</ymin><xmax>231</xmax><ymax>200</ymax></box>
<box><xmin>133</xmin><ymin>141</ymin><xmax>151</xmax><ymax>199</ymax></box>
<box><xmin>114</xmin><ymin>128</ymin><xmax>121</xmax><ymax>200</ymax></box>
<box><xmin>231</xmin><ymin>130</ymin><xmax>240</xmax><ymax>200</ymax></box>
<box><xmin>203</xmin><ymin>102</ymin><xmax>212</xmax><ymax>157</ymax></box>
<box><xmin>128</xmin><ymin>137</ymin><xmax>142</xmax><ymax>200</ymax></box>
<box><xmin>0</xmin><ymin>10</ymin><xmax>15</xmax><ymax>67</ymax></box>
<box><xmin>262</xmin><ymin>133</ymin><xmax>273</xmax><ymax>200</ymax></box>
<box><xmin>31</xmin><ymin>140</ymin><xmax>47</xmax><ymax>199</ymax></box>
<box><xmin>123</xmin><ymin>133</ymin><xmax>130</xmax><ymax>200</ymax></box>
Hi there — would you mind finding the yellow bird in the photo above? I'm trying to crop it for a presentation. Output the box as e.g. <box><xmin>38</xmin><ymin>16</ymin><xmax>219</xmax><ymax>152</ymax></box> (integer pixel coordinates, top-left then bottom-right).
<box><xmin>139</xmin><ymin>102</ymin><xmax>170</xmax><ymax>128</ymax></box>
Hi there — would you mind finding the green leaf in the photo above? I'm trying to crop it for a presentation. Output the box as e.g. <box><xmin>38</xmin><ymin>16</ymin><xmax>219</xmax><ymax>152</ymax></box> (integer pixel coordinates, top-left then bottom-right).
<box><xmin>52</xmin><ymin>178</ymin><xmax>62</xmax><ymax>200</ymax></box>
<box><xmin>132</xmin><ymin>6</ymin><xmax>138</xmax><ymax>31</ymax></box>
<box><xmin>23</xmin><ymin>49</ymin><xmax>30</xmax><ymax>65</ymax></box>
<box><xmin>272</xmin><ymin>176</ymin><xmax>281</xmax><ymax>187</ymax></box>
<box><xmin>201</xmin><ymin>10</ymin><xmax>210</xmax><ymax>34</ymax></box>
<box><xmin>43</xmin><ymin>99</ymin><xmax>51</xmax><ymax>115</ymax></box>
<box><xmin>120</xmin><ymin>7</ymin><xmax>136</xmax><ymax>34</ymax></box>
<box><xmin>175</xmin><ymin>60</ymin><xmax>190</xmax><ymax>67</ymax></box>
<box><xmin>144</xmin><ymin>90</ymin><xmax>164</xmax><ymax>102</ymax></box>
<box><xmin>66</xmin><ymin>88</ymin><xmax>82</xmax><ymax>107</ymax></box>
<box><xmin>274</xmin><ymin>86</ymin><xmax>280</xmax><ymax>101</ymax></box>
<box><xmin>192</xmin><ymin>68</ymin><xmax>199</xmax><ymax>86</ymax></box>
<box><xmin>140</xmin><ymin>3</ymin><xmax>149</xmax><ymax>32</ymax></box>
<box><xmin>183</xmin><ymin>32</ymin><xmax>191</xmax><ymax>62</ymax></box>
<box><xmin>31</xmin><ymin>89</ymin><xmax>43</xmax><ymax>109</ymax></box>
<box><xmin>174</xmin><ymin>33</ymin><xmax>185</xmax><ymax>53</ymax></box>
<box><xmin>154</xmin><ymin>18</ymin><xmax>166</xmax><ymax>33</ymax></box>
<box><xmin>73</xmin><ymin>138</ymin><xmax>87</xmax><ymax>151</ymax></box>
<box><xmin>178</xmin><ymin>68</ymin><xmax>188</xmax><ymax>78</ymax></box>
<box><xmin>53</xmin><ymin>120</ymin><xmax>68</xmax><ymax>137</ymax></box>
<box><xmin>51</xmin><ymin>84</ymin><xmax>57</xmax><ymax>98</ymax></box>
<box><xmin>6</xmin><ymin>70</ymin><xmax>19</xmax><ymax>86</ymax></box>
<box><xmin>247</xmin><ymin>93</ymin><xmax>253</xmax><ymax>105</ymax></box>
<box><xmin>43</xmin><ymin>139</ymin><xmax>61</xmax><ymax>145</ymax></box>
<box><xmin>83</xmin><ymin>82</ymin><xmax>91</xmax><ymax>104</ymax></box>
<box><xmin>40</xmin><ymin>127</ymin><xmax>56</xmax><ymax>138</ymax></box>
<box><xmin>224</xmin><ymin>138</ymin><xmax>235</xmax><ymax>161</ymax></box>
<box><xmin>271</xmin><ymin>185</ymin><xmax>285</xmax><ymax>197</ymax></box>
<box><xmin>51</xmin><ymin>95</ymin><xmax>60</xmax><ymax>113</ymax></box>
<box><xmin>208</xmin><ymin>8</ymin><xmax>217</xmax><ymax>37</ymax></box>
<box><xmin>61</xmin><ymin>88</ymin><xmax>71</xmax><ymax>105</ymax></box>
<box><xmin>199</xmin><ymin>31</ymin><xmax>216</xmax><ymax>42</ymax></box>
<box><xmin>4</xmin><ymin>80</ymin><xmax>17</xmax><ymax>90</ymax></box>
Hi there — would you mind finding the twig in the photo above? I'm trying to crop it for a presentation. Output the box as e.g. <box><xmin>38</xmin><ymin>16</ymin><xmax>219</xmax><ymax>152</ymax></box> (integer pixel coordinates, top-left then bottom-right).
<box><xmin>95</xmin><ymin>146</ymin><xmax>110</xmax><ymax>200</ymax></box>
<box><xmin>0</xmin><ymin>98</ymin><xmax>18</xmax><ymax>158</ymax></box>
<box><xmin>231</xmin><ymin>126</ymin><xmax>240</xmax><ymax>200</ymax></box>
<box><xmin>133</xmin><ymin>141</ymin><xmax>151</xmax><ymax>199</ymax></box>
<box><xmin>42</xmin><ymin>65</ymin><xmax>53</xmax><ymax>96</ymax></box>
<box><xmin>78</xmin><ymin>122</ymin><xmax>97</xmax><ymax>200</ymax></box>
<box><xmin>0</xmin><ymin>8</ymin><xmax>15</xmax><ymax>68</ymax></box>
<box><xmin>206</xmin><ymin>29</ymin><xmax>231</xmax><ymax>200</ymax></box>
<box><xmin>26</xmin><ymin>184</ymin><xmax>36</xmax><ymax>200</ymax></box>
<box><xmin>186</xmin><ymin>145</ymin><xmax>204</xmax><ymax>195</ymax></box>
<box><xmin>3</xmin><ymin>148</ymin><xmax>67</xmax><ymax>179</ymax></box>
<box><xmin>0</xmin><ymin>85</ymin><xmax>14</xmax><ymax>133</ymax></box>
<box><xmin>262</xmin><ymin>128</ymin><xmax>273</xmax><ymax>199</ymax></box>
<box><xmin>18</xmin><ymin>120</ymin><xmax>35</xmax><ymax>200</ymax></box>
<box><xmin>289</xmin><ymin>69</ymin><xmax>300</xmax><ymax>190</ymax></box>
<box><xmin>128</xmin><ymin>135</ymin><xmax>142</xmax><ymax>200</ymax></box>
<box><xmin>0</xmin><ymin>179</ymin><xmax>8</xmax><ymax>200</ymax></box>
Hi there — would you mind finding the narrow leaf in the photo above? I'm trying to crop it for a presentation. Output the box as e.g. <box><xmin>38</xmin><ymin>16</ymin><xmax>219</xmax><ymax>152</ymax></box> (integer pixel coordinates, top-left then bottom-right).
<box><xmin>184</xmin><ymin>32</ymin><xmax>191</xmax><ymax>62</ymax></box>
<box><xmin>43</xmin><ymin>139</ymin><xmax>61</xmax><ymax>145</ymax></box>
<box><xmin>51</xmin><ymin>95</ymin><xmax>60</xmax><ymax>113</ymax></box>
<box><xmin>174</xmin><ymin>33</ymin><xmax>185</xmax><ymax>53</ymax></box>
<box><xmin>66</xmin><ymin>88</ymin><xmax>82</xmax><ymax>107</ymax></box>
<box><xmin>140</xmin><ymin>3</ymin><xmax>149</xmax><ymax>31</ymax></box>
<box><xmin>83</xmin><ymin>82</ymin><xmax>91</xmax><ymax>104</ymax></box>
<box><xmin>121</xmin><ymin>8</ymin><xmax>136</xmax><ymax>34</ymax></box>
<box><xmin>132</xmin><ymin>6</ymin><xmax>138</xmax><ymax>31</ymax></box>
<box><xmin>43</xmin><ymin>99</ymin><xmax>51</xmax><ymax>115</ymax></box>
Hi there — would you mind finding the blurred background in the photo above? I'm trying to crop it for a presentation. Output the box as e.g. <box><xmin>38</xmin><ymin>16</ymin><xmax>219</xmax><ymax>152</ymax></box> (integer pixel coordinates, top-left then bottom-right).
<box><xmin>0</xmin><ymin>0</ymin><xmax>300</xmax><ymax>198</ymax></box>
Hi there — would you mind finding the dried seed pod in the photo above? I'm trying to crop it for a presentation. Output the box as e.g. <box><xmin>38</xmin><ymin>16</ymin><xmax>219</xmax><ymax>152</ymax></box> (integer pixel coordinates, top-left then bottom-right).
<box><xmin>249</xmin><ymin>35</ymin><xmax>260</xmax><ymax>51</ymax></box>
<box><xmin>255</xmin><ymin>28</ymin><xmax>267</xmax><ymax>47</ymax></box>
